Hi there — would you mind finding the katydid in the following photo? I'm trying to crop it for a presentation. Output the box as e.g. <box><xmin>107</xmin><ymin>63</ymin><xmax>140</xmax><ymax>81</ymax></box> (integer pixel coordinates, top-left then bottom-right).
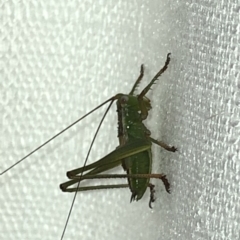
<box><xmin>59</xmin><ymin>53</ymin><xmax>177</xmax><ymax>208</ymax></box>
<box><xmin>1</xmin><ymin>53</ymin><xmax>176</xmax><ymax>210</ymax></box>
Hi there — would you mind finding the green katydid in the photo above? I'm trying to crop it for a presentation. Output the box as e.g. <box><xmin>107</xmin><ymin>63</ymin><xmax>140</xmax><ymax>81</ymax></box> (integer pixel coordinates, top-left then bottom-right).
<box><xmin>59</xmin><ymin>53</ymin><xmax>177</xmax><ymax>208</ymax></box>
<box><xmin>1</xmin><ymin>53</ymin><xmax>176</xmax><ymax>210</ymax></box>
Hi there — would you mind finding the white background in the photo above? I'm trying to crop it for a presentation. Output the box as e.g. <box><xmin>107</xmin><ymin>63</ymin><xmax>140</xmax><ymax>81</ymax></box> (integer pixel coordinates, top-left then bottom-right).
<box><xmin>1</xmin><ymin>1</ymin><xmax>239</xmax><ymax>240</ymax></box>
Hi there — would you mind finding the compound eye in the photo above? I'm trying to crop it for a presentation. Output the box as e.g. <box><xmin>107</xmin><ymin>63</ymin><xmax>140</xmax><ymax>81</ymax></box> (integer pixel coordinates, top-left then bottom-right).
<box><xmin>120</xmin><ymin>96</ymin><xmax>128</xmax><ymax>104</ymax></box>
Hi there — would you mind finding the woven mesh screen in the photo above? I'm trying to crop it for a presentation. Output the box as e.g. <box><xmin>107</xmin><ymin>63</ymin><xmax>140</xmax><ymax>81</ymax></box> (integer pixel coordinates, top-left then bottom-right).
<box><xmin>1</xmin><ymin>1</ymin><xmax>239</xmax><ymax>240</ymax></box>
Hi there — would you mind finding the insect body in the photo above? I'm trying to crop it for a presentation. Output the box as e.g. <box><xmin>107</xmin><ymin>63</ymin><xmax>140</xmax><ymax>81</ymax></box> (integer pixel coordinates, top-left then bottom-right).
<box><xmin>60</xmin><ymin>53</ymin><xmax>177</xmax><ymax>208</ymax></box>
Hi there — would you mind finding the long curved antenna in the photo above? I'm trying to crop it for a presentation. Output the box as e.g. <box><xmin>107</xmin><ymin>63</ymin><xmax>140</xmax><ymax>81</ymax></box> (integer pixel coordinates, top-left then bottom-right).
<box><xmin>60</xmin><ymin>97</ymin><xmax>116</xmax><ymax>240</ymax></box>
<box><xmin>1</xmin><ymin>96</ymin><xmax>117</xmax><ymax>175</ymax></box>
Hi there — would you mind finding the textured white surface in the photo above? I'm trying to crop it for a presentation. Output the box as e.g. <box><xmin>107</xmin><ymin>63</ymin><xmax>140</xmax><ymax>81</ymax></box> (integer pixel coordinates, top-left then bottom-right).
<box><xmin>1</xmin><ymin>1</ymin><xmax>239</xmax><ymax>240</ymax></box>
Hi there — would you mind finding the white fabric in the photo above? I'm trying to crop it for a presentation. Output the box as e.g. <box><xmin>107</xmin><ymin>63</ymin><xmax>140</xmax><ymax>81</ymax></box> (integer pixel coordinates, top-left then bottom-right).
<box><xmin>1</xmin><ymin>1</ymin><xmax>239</xmax><ymax>240</ymax></box>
